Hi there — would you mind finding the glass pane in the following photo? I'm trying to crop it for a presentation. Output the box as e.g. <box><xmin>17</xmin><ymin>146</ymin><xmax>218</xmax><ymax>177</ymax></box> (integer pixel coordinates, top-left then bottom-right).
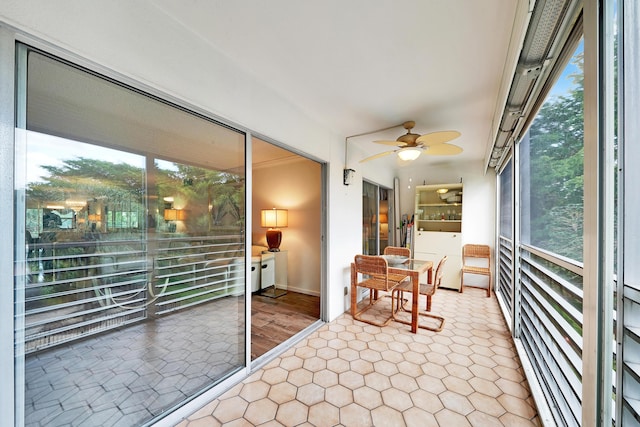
<box><xmin>520</xmin><ymin>41</ymin><xmax>585</xmax><ymax>262</ymax></box>
<box><xmin>499</xmin><ymin>159</ymin><xmax>513</xmax><ymax>239</ymax></box>
<box><xmin>498</xmin><ymin>158</ymin><xmax>514</xmax><ymax>317</ymax></box>
<box><xmin>363</xmin><ymin>181</ymin><xmax>378</xmax><ymax>255</ymax></box>
<box><xmin>621</xmin><ymin>0</ymin><xmax>640</xmax><ymax>424</ymax></box>
<box><xmin>15</xmin><ymin>47</ymin><xmax>246</xmax><ymax>426</ymax></box>
<box><xmin>517</xmin><ymin>39</ymin><xmax>584</xmax><ymax>426</ymax></box>
<box><xmin>379</xmin><ymin>188</ymin><xmax>389</xmax><ymax>254</ymax></box>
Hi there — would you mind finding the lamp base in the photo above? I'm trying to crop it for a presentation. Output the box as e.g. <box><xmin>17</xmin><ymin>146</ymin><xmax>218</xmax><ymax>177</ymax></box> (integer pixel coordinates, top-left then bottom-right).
<box><xmin>266</xmin><ymin>229</ymin><xmax>282</xmax><ymax>252</ymax></box>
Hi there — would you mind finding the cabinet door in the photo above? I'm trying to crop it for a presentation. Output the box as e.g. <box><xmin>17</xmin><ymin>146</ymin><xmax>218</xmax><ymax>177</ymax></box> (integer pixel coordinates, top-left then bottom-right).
<box><xmin>428</xmin><ymin>232</ymin><xmax>461</xmax><ymax>254</ymax></box>
<box><xmin>440</xmin><ymin>254</ymin><xmax>462</xmax><ymax>291</ymax></box>
<box><xmin>260</xmin><ymin>256</ymin><xmax>275</xmax><ymax>289</ymax></box>
<box><xmin>413</xmin><ymin>230</ymin><xmax>431</xmax><ymax>253</ymax></box>
<box><xmin>273</xmin><ymin>251</ymin><xmax>288</xmax><ymax>289</ymax></box>
<box><xmin>414</xmin><ymin>231</ymin><xmax>461</xmax><ymax>254</ymax></box>
<box><xmin>413</xmin><ymin>231</ymin><xmax>462</xmax><ymax>290</ymax></box>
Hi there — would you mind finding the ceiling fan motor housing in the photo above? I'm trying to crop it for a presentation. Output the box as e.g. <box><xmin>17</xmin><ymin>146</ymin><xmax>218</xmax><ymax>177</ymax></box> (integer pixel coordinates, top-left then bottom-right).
<box><xmin>397</xmin><ymin>132</ymin><xmax>420</xmax><ymax>145</ymax></box>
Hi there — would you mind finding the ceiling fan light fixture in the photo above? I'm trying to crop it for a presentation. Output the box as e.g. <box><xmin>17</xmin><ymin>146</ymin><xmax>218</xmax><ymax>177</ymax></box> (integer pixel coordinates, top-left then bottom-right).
<box><xmin>397</xmin><ymin>147</ymin><xmax>421</xmax><ymax>161</ymax></box>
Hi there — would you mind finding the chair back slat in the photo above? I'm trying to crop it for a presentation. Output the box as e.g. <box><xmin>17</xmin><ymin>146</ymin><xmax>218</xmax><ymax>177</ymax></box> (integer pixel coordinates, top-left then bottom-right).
<box><xmin>383</xmin><ymin>246</ymin><xmax>411</xmax><ymax>258</ymax></box>
<box><xmin>354</xmin><ymin>254</ymin><xmax>409</xmax><ymax>292</ymax></box>
<box><xmin>462</xmin><ymin>244</ymin><xmax>490</xmax><ymax>260</ymax></box>
<box><xmin>351</xmin><ymin>254</ymin><xmax>411</xmax><ymax>327</ymax></box>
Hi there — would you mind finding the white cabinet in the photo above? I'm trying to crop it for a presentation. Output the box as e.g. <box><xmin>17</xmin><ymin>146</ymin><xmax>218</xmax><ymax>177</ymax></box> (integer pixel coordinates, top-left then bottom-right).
<box><xmin>413</xmin><ymin>184</ymin><xmax>463</xmax><ymax>290</ymax></box>
<box><xmin>260</xmin><ymin>252</ymin><xmax>275</xmax><ymax>290</ymax></box>
<box><xmin>414</xmin><ymin>230</ymin><xmax>462</xmax><ymax>290</ymax></box>
<box><xmin>273</xmin><ymin>250</ymin><xmax>288</xmax><ymax>290</ymax></box>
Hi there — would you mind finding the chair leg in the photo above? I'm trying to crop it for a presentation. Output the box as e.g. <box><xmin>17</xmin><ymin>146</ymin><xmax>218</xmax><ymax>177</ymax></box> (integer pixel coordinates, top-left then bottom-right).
<box><xmin>391</xmin><ymin>303</ymin><xmax>446</xmax><ymax>332</ymax></box>
<box><xmin>426</xmin><ymin>295</ymin><xmax>432</xmax><ymax>312</ymax></box>
<box><xmin>351</xmin><ymin>284</ymin><xmax>395</xmax><ymax>328</ymax></box>
<box><xmin>353</xmin><ymin>287</ymin><xmax>394</xmax><ymax>327</ymax></box>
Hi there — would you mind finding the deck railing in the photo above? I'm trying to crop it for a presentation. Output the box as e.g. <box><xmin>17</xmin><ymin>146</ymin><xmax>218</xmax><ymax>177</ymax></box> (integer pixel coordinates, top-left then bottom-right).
<box><xmin>21</xmin><ymin>233</ymin><xmax>244</xmax><ymax>354</ymax></box>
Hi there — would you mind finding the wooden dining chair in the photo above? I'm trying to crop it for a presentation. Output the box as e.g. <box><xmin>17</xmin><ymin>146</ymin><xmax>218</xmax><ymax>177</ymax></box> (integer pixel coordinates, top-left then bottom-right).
<box><xmin>460</xmin><ymin>244</ymin><xmax>492</xmax><ymax>297</ymax></box>
<box><xmin>392</xmin><ymin>255</ymin><xmax>447</xmax><ymax>332</ymax></box>
<box><xmin>376</xmin><ymin>246</ymin><xmax>411</xmax><ymax>300</ymax></box>
<box><xmin>351</xmin><ymin>254</ymin><xmax>410</xmax><ymax>327</ymax></box>
<box><xmin>383</xmin><ymin>246</ymin><xmax>411</xmax><ymax>258</ymax></box>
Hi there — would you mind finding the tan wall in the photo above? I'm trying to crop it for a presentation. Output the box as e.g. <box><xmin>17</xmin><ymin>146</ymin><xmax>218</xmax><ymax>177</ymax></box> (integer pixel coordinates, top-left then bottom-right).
<box><xmin>252</xmin><ymin>157</ymin><xmax>322</xmax><ymax>296</ymax></box>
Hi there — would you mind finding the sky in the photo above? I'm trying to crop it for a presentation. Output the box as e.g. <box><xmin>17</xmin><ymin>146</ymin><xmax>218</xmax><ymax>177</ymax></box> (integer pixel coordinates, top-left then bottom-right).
<box><xmin>22</xmin><ymin>130</ymin><xmax>145</xmax><ymax>185</ymax></box>
<box><xmin>547</xmin><ymin>39</ymin><xmax>584</xmax><ymax>100</ymax></box>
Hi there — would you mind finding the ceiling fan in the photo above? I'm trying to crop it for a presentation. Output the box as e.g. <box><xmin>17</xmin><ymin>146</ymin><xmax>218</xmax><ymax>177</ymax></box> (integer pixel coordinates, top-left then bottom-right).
<box><xmin>359</xmin><ymin>121</ymin><xmax>462</xmax><ymax>163</ymax></box>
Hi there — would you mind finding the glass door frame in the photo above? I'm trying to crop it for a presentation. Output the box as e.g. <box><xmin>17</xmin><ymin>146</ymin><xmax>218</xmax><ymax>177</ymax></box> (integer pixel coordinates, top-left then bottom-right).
<box><xmin>4</xmin><ymin>33</ymin><xmax>253</xmax><ymax>427</ymax></box>
<box><xmin>0</xmin><ymin>25</ymin><xmax>17</xmax><ymax>424</ymax></box>
<box><xmin>362</xmin><ymin>179</ymin><xmax>393</xmax><ymax>255</ymax></box>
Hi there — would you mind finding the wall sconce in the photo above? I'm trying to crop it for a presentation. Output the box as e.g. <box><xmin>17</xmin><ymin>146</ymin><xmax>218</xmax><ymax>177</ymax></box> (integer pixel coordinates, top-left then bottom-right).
<box><xmin>343</xmin><ymin>168</ymin><xmax>355</xmax><ymax>186</ymax></box>
<box><xmin>261</xmin><ymin>208</ymin><xmax>288</xmax><ymax>252</ymax></box>
<box><xmin>88</xmin><ymin>214</ymin><xmax>101</xmax><ymax>222</ymax></box>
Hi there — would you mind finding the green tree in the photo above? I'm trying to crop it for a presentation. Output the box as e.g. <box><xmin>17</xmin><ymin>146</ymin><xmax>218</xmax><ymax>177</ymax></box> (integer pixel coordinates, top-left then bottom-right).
<box><xmin>528</xmin><ymin>52</ymin><xmax>584</xmax><ymax>261</ymax></box>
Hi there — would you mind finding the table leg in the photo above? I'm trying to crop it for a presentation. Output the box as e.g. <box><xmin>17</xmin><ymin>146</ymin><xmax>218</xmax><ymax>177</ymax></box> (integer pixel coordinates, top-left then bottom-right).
<box><xmin>411</xmin><ymin>270</ymin><xmax>419</xmax><ymax>333</ymax></box>
<box><xmin>350</xmin><ymin>263</ymin><xmax>357</xmax><ymax>318</ymax></box>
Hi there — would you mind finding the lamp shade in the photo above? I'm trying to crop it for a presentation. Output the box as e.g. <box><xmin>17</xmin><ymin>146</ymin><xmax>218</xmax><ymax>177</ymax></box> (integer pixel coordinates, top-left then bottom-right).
<box><xmin>261</xmin><ymin>208</ymin><xmax>288</xmax><ymax>228</ymax></box>
<box><xmin>164</xmin><ymin>209</ymin><xmax>177</xmax><ymax>221</ymax></box>
<box><xmin>397</xmin><ymin>147</ymin><xmax>422</xmax><ymax>161</ymax></box>
<box><xmin>164</xmin><ymin>209</ymin><xmax>186</xmax><ymax>221</ymax></box>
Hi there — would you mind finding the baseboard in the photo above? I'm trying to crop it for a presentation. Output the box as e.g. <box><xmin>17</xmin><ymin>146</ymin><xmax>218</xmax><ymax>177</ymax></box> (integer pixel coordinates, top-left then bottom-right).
<box><xmin>284</xmin><ymin>285</ymin><xmax>320</xmax><ymax>297</ymax></box>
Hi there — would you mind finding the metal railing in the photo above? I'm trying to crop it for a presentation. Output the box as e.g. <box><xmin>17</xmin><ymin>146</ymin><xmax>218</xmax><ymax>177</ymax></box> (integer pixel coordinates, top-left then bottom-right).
<box><xmin>519</xmin><ymin>245</ymin><xmax>584</xmax><ymax>427</ymax></box>
<box><xmin>497</xmin><ymin>236</ymin><xmax>514</xmax><ymax>322</ymax></box>
<box><xmin>21</xmin><ymin>233</ymin><xmax>244</xmax><ymax>354</ymax></box>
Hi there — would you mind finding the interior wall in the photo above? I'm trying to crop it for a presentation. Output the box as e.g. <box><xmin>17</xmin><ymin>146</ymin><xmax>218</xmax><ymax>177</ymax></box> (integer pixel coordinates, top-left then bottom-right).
<box><xmin>252</xmin><ymin>157</ymin><xmax>321</xmax><ymax>296</ymax></box>
<box><xmin>397</xmin><ymin>160</ymin><xmax>497</xmax><ymax>250</ymax></box>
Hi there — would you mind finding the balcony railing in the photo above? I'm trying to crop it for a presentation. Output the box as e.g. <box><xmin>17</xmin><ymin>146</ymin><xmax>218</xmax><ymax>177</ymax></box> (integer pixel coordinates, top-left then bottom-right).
<box><xmin>519</xmin><ymin>245</ymin><xmax>584</xmax><ymax>427</ymax></box>
<box><xmin>20</xmin><ymin>234</ymin><xmax>244</xmax><ymax>354</ymax></box>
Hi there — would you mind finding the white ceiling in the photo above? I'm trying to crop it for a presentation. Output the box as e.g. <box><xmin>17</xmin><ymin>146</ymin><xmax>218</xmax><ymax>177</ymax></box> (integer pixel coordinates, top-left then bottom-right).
<box><xmin>150</xmin><ymin>0</ymin><xmax>522</xmax><ymax>168</ymax></box>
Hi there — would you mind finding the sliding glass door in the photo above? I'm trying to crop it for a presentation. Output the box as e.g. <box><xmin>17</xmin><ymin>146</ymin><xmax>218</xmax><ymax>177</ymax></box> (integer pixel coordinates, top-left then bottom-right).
<box><xmin>362</xmin><ymin>181</ymin><xmax>391</xmax><ymax>255</ymax></box>
<box><xmin>14</xmin><ymin>45</ymin><xmax>246</xmax><ymax>426</ymax></box>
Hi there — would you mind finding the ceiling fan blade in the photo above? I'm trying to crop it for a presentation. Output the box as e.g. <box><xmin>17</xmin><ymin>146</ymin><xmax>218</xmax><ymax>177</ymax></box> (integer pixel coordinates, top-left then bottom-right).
<box><xmin>426</xmin><ymin>143</ymin><xmax>463</xmax><ymax>156</ymax></box>
<box><xmin>373</xmin><ymin>139</ymin><xmax>406</xmax><ymax>147</ymax></box>
<box><xmin>416</xmin><ymin>130</ymin><xmax>461</xmax><ymax>146</ymax></box>
<box><xmin>359</xmin><ymin>150</ymin><xmax>395</xmax><ymax>163</ymax></box>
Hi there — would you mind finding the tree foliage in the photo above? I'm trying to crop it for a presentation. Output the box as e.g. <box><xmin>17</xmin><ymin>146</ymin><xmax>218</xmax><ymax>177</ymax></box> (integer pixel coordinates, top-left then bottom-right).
<box><xmin>526</xmin><ymin>52</ymin><xmax>584</xmax><ymax>261</ymax></box>
<box><xmin>27</xmin><ymin>156</ymin><xmax>244</xmax><ymax>232</ymax></box>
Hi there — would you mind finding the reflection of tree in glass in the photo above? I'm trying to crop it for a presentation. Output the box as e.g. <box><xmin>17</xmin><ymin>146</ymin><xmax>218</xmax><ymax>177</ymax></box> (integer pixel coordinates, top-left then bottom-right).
<box><xmin>155</xmin><ymin>163</ymin><xmax>244</xmax><ymax>231</ymax></box>
<box><xmin>528</xmin><ymin>52</ymin><xmax>584</xmax><ymax>262</ymax></box>
<box><xmin>28</xmin><ymin>158</ymin><xmax>145</xmax><ymax>209</ymax></box>
<box><xmin>27</xmin><ymin>157</ymin><xmax>245</xmax><ymax>235</ymax></box>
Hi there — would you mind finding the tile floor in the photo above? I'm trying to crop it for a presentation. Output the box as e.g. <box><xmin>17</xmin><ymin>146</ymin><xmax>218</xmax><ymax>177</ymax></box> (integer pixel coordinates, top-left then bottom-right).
<box><xmin>24</xmin><ymin>297</ymin><xmax>245</xmax><ymax>427</ymax></box>
<box><xmin>177</xmin><ymin>287</ymin><xmax>541</xmax><ymax>426</ymax></box>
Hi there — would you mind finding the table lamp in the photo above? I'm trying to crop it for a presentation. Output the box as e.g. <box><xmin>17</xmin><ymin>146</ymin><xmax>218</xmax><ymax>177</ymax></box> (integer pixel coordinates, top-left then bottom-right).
<box><xmin>261</xmin><ymin>208</ymin><xmax>288</xmax><ymax>252</ymax></box>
